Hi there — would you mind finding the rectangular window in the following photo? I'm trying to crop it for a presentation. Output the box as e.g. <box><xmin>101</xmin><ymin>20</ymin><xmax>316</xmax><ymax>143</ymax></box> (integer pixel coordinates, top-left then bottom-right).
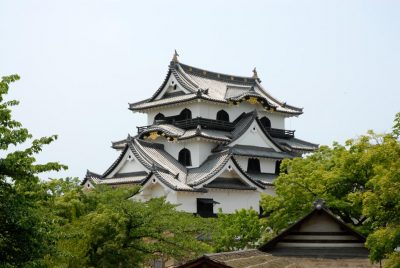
<box><xmin>197</xmin><ymin>198</ymin><xmax>215</xmax><ymax>217</ymax></box>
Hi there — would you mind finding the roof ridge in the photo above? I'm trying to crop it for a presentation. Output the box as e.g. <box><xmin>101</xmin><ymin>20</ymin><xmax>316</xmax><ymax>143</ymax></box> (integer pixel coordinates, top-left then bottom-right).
<box><xmin>178</xmin><ymin>62</ymin><xmax>258</xmax><ymax>84</ymax></box>
<box><xmin>173</xmin><ymin>63</ymin><xmax>200</xmax><ymax>89</ymax></box>
<box><xmin>254</xmin><ymin>80</ymin><xmax>303</xmax><ymax>112</ymax></box>
<box><xmin>86</xmin><ymin>169</ymin><xmax>102</xmax><ymax>178</ymax></box>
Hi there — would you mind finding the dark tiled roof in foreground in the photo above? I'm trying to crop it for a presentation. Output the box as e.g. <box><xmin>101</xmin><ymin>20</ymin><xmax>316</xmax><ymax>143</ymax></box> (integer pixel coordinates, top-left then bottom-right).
<box><xmin>178</xmin><ymin>201</ymin><xmax>378</xmax><ymax>268</ymax></box>
<box><xmin>178</xmin><ymin>249</ymin><xmax>378</xmax><ymax>268</ymax></box>
<box><xmin>129</xmin><ymin>61</ymin><xmax>303</xmax><ymax>115</ymax></box>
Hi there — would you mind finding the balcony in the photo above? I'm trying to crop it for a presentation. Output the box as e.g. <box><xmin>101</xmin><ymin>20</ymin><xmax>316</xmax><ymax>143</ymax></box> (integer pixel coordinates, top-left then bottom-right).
<box><xmin>264</xmin><ymin>127</ymin><xmax>295</xmax><ymax>139</ymax></box>
<box><xmin>174</xmin><ymin>118</ymin><xmax>235</xmax><ymax>131</ymax></box>
<box><xmin>137</xmin><ymin>117</ymin><xmax>295</xmax><ymax>139</ymax></box>
<box><xmin>137</xmin><ymin>117</ymin><xmax>235</xmax><ymax>134</ymax></box>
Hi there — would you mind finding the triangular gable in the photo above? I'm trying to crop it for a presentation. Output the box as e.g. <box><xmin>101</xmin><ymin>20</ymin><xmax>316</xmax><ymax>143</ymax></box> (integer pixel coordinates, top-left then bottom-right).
<box><xmin>195</xmin><ymin>157</ymin><xmax>265</xmax><ymax>191</ymax></box>
<box><xmin>135</xmin><ymin>173</ymin><xmax>171</xmax><ymax>200</ymax></box>
<box><xmin>154</xmin><ymin>72</ymin><xmax>191</xmax><ymax>100</ymax></box>
<box><xmin>259</xmin><ymin>201</ymin><xmax>368</xmax><ymax>258</ymax></box>
<box><xmin>230</xmin><ymin>117</ymin><xmax>283</xmax><ymax>152</ymax></box>
<box><xmin>103</xmin><ymin>144</ymin><xmax>149</xmax><ymax>179</ymax></box>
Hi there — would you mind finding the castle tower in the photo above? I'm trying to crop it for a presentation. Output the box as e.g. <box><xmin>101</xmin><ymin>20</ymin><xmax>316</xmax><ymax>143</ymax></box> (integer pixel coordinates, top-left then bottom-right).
<box><xmin>82</xmin><ymin>53</ymin><xmax>318</xmax><ymax>215</ymax></box>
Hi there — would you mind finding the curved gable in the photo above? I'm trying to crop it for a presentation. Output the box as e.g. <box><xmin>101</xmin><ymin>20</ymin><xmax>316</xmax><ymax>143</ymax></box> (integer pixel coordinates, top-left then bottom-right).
<box><xmin>230</xmin><ymin>117</ymin><xmax>283</xmax><ymax>152</ymax></box>
<box><xmin>104</xmin><ymin>145</ymin><xmax>149</xmax><ymax>179</ymax></box>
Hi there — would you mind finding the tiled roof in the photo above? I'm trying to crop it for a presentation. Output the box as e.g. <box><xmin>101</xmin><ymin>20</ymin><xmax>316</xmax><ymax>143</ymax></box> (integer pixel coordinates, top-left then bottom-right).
<box><xmin>140</xmin><ymin>124</ymin><xmax>185</xmax><ymax>137</ymax></box>
<box><xmin>90</xmin><ymin>176</ymin><xmax>145</xmax><ymax>185</ymax></box>
<box><xmin>83</xmin><ymin>169</ymin><xmax>147</xmax><ymax>186</ymax></box>
<box><xmin>179</xmin><ymin>202</ymin><xmax>377</xmax><ymax>268</ymax></box>
<box><xmin>152</xmin><ymin>170</ymin><xmax>194</xmax><ymax>191</ymax></box>
<box><xmin>224</xmin><ymin>85</ymin><xmax>253</xmax><ymax>99</ymax></box>
<box><xmin>87</xmin><ymin>111</ymin><xmax>317</xmax><ymax>190</ymax></box>
<box><xmin>186</xmin><ymin>151</ymin><xmax>265</xmax><ymax>190</ymax></box>
<box><xmin>129</xmin><ymin>61</ymin><xmax>303</xmax><ymax>115</ymax></box>
<box><xmin>132</xmin><ymin>139</ymin><xmax>187</xmax><ymax>182</ymax></box>
<box><xmin>228</xmin><ymin>145</ymin><xmax>295</xmax><ymax>159</ymax></box>
<box><xmin>273</xmin><ymin>137</ymin><xmax>319</xmax><ymax>153</ymax></box>
<box><xmin>138</xmin><ymin>124</ymin><xmax>232</xmax><ymax>143</ymax></box>
<box><xmin>204</xmin><ymin>178</ymin><xmax>257</xmax><ymax>190</ymax></box>
<box><xmin>186</xmin><ymin>150</ymin><xmax>232</xmax><ymax>186</ymax></box>
<box><xmin>247</xmin><ymin>173</ymin><xmax>277</xmax><ymax>186</ymax></box>
<box><xmin>179</xmin><ymin>128</ymin><xmax>232</xmax><ymax>142</ymax></box>
<box><xmin>230</xmin><ymin>111</ymin><xmax>257</xmax><ymax>141</ymax></box>
<box><xmin>129</xmin><ymin>91</ymin><xmax>225</xmax><ymax>111</ymax></box>
<box><xmin>179</xmin><ymin>249</ymin><xmax>378</xmax><ymax>268</ymax></box>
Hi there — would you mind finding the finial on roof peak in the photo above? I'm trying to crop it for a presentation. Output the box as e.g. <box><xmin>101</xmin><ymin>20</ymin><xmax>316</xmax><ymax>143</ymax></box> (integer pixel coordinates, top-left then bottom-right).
<box><xmin>252</xmin><ymin>67</ymin><xmax>258</xmax><ymax>79</ymax></box>
<box><xmin>313</xmin><ymin>199</ymin><xmax>326</xmax><ymax>210</ymax></box>
<box><xmin>196</xmin><ymin>125</ymin><xmax>202</xmax><ymax>135</ymax></box>
<box><xmin>172</xmin><ymin>49</ymin><xmax>179</xmax><ymax>62</ymax></box>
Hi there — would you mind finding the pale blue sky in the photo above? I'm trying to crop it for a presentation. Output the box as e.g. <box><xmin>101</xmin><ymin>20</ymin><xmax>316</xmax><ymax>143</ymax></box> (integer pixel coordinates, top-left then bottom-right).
<box><xmin>1</xmin><ymin>0</ymin><xmax>399</xmax><ymax>179</ymax></box>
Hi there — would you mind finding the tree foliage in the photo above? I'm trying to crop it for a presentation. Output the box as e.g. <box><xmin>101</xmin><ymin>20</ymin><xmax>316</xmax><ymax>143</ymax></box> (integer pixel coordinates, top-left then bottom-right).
<box><xmin>0</xmin><ymin>75</ymin><xmax>211</xmax><ymax>268</ymax></box>
<box><xmin>0</xmin><ymin>75</ymin><xmax>67</xmax><ymax>267</ymax></box>
<box><xmin>42</xmin><ymin>183</ymin><xmax>211</xmax><ymax>267</ymax></box>
<box><xmin>261</xmin><ymin>115</ymin><xmax>400</xmax><ymax>267</ymax></box>
<box><xmin>211</xmin><ymin>209</ymin><xmax>264</xmax><ymax>252</ymax></box>
<box><xmin>392</xmin><ymin>112</ymin><xmax>400</xmax><ymax>138</ymax></box>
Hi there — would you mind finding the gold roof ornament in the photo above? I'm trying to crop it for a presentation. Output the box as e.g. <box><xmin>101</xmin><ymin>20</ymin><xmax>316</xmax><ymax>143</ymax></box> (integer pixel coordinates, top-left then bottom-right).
<box><xmin>172</xmin><ymin>49</ymin><xmax>179</xmax><ymax>63</ymax></box>
<box><xmin>149</xmin><ymin>132</ymin><xmax>159</xmax><ymax>140</ymax></box>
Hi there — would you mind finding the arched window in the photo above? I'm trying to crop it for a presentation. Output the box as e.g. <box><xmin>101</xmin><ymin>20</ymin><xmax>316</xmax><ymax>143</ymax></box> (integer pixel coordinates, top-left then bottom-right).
<box><xmin>154</xmin><ymin>113</ymin><xmax>165</xmax><ymax>123</ymax></box>
<box><xmin>260</xmin><ymin>116</ymin><xmax>271</xmax><ymax>128</ymax></box>
<box><xmin>178</xmin><ymin>148</ymin><xmax>192</xmax><ymax>166</ymax></box>
<box><xmin>247</xmin><ymin>158</ymin><xmax>261</xmax><ymax>173</ymax></box>
<box><xmin>178</xmin><ymin>108</ymin><xmax>192</xmax><ymax>121</ymax></box>
<box><xmin>216</xmin><ymin>110</ymin><xmax>230</xmax><ymax>122</ymax></box>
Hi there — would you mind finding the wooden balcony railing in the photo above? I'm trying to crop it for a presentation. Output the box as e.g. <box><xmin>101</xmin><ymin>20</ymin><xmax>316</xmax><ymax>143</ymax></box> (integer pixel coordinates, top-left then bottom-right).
<box><xmin>137</xmin><ymin>118</ymin><xmax>235</xmax><ymax>134</ymax></box>
<box><xmin>137</xmin><ymin>117</ymin><xmax>295</xmax><ymax>139</ymax></box>
<box><xmin>264</xmin><ymin>127</ymin><xmax>295</xmax><ymax>139</ymax></box>
<box><xmin>174</xmin><ymin>118</ymin><xmax>235</xmax><ymax>131</ymax></box>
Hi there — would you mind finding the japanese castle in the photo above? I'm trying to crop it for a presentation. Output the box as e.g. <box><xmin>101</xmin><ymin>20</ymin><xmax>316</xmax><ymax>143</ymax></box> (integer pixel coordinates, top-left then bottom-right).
<box><xmin>82</xmin><ymin>52</ymin><xmax>318</xmax><ymax>215</ymax></box>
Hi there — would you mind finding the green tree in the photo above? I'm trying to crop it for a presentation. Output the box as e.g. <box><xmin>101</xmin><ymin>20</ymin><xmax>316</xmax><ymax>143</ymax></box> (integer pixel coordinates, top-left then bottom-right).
<box><xmin>261</xmin><ymin>114</ymin><xmax>400</xmax><ymax>267</ymax></box>
<box><xmin>0</xmin><ymin>75</ymin><xmax>67</xmax><ymax>267</ymax></box>
<box><xmin>393</xmin><ymin>112</ymin><xmax>400</xmax><ymax>138</ymax></box>
<box><xmin>361</xmin><ymin>134</ymin><xmax>400</xmax><ymax>266</ymax></box>
<box><xmin>211</xmin><ymin>209</ymin><xmax>264</xmax><ymax>252</ymax></box>
<box><xmin>43</xmin><ymin>183</ymin><xmax>211</xmax><ymax>268</ymax></box>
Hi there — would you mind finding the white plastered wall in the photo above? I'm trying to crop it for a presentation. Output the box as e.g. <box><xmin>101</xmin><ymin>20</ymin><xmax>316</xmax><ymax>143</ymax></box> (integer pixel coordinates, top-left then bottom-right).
<box><xmin>155</xmin><ymin>139</ymin><xmax>216</xmax><ymax>167</ymax></box>
<box><xmin>230</xmin><ymin>121</ymin><xmax>281</xmax><ymax>151</ymax></box>
<box><xmin>175</xmin><ymin>189</ymin><xmax>260</xmax><ymax>214</ymax></box>
<box><xmin>133</xmin><ymin>180</ymin><xmax>261</xmax><ymax>214</ymax></box>
<box><xmin>83</xmin><ymin>180</ymin><xmax>96</xmax><ymax>190</ymax></box>
<box><xmin>145</xmin><ymin>101</ymin><xmax>286</xmax><ymax>129</ymax></box>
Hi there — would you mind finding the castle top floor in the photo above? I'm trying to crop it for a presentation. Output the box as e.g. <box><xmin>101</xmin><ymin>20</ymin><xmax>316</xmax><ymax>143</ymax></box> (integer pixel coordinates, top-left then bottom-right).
<box><xmin>129</xmin><ymin>51</ymin><xmax>303</xmax><ymax>128</ymax></box>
